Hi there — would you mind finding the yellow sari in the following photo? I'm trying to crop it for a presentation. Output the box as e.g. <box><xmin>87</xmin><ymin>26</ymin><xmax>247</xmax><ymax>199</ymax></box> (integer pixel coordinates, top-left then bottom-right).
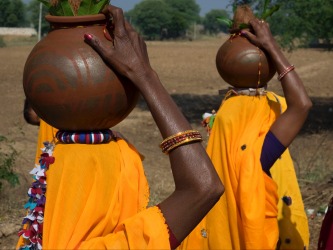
<box><xmin>179</xmin><ymin>92</ymin><xmax>309</xmax><ymax>250</ymax></box>
<box><xmin>17</xmin><ymin>120</ymin><xmax>170</xmax><ymax>249</ymax></box>
<box><xmin>271</xmin><ymin>150</ymin><xmax>310</xmax><ymax>250</ymax></box>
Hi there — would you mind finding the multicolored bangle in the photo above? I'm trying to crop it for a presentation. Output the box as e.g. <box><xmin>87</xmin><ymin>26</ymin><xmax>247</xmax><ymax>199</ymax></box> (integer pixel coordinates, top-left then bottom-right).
<box><xmin>160</xmin><ymin>130</ymin><xmax>203</xmax><ymax>154</ymax></box>
<box><xmin>277</xmin><ymin>65</ymin><xmax>295</xmax><ymax>81</ymax></box>
<box><xmin>56</xmin><ymin>129</ymin><xmax>115</xmax><ymax>144</ymax></box>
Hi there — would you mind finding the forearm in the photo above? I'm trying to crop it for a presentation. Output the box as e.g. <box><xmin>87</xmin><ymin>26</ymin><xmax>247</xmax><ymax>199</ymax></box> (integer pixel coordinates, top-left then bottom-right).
<box><xmin>161</xmin><ymin>148</ymin><xmax>222</xmax><ymax>243</ymax></box>
<box><xmin>265</xmin><ymin>42</ymin><xmax>311</xmax><ymax>109</ymax></box>
<box><xmin>132</xmin><ymin>69</ymin><xmax>223</xmax><ymax>242</ymax></box>
<box><xmin>265</xmin><ymin>42</ymin><xmax>312</xmax><ymax>145</ymax></box>
<box><xmin>134</xmin><ymin>70</ymin><xmax>191</xmax><ymax>136</ymax></box>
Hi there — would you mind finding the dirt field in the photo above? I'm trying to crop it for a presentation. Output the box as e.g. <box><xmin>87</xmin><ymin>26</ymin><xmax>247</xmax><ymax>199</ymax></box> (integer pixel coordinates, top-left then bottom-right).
<box><xmin>0</xmin><ymin>36</ymin><xmax>332</xmax><ymax>249</ymax></box>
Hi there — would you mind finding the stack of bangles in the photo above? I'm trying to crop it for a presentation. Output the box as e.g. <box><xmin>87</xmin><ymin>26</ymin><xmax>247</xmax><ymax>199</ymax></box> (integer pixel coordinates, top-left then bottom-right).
<box><xmin>160</xmin><ymin>130</ymin><xmax>203</xmax><ymax>154</ymax></box>
<box><xmin>277</xmin><ymin>65</ymin><xmax>295</xmax><ymax>81</ymax></box>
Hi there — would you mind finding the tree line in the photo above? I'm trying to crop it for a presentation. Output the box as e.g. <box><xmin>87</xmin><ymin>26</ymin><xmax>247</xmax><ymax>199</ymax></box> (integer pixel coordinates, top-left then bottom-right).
<box><xmin>0</xmin><ymin>0</ymin><xmax>332</xmax><ymax>49</ymax></box>
<box><xmin>0</xmin><ymin>0</ymin><xmax>26</xmax><ymax>27</ymax></box>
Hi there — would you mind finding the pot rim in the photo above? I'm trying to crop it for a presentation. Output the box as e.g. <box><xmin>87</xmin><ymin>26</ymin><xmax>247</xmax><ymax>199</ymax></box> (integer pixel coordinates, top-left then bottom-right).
<box><xmin>45</xmin><ymin>14</ymin><xmax>106</xmax><ymax>23</ymax></box>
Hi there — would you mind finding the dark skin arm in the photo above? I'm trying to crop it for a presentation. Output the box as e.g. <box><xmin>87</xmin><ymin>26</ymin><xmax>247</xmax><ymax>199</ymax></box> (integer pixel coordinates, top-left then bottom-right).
<box><xmin>84</xmin><ymin>5</ymin><xmax>224</xmax><ymax>244</ymax></box>
<box><xmin>23</xmin><ymin>99</ymin><xmax>40</xmax><ymax>126</ymax></box>
<box><xmin>241</xmin><ymin>19</ymin><xmax>312</xmax><ymax>147</ymax></box>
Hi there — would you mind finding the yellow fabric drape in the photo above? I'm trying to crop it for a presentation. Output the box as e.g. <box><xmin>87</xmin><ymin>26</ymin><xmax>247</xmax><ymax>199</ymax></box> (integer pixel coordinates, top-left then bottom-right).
<box><xmin>179</xmin><ymin>92</ymin><xmax>309</xmax><ymax>250</ymax></box>
<box><xmin>270</xmin><ymin>150</ymin><xmax>310</xmax><ymax>250</ymax></box>
<box><xmin>17</xmin><ymin>121</ymin><xmax>170</xmax><ymax>249</ymax></box>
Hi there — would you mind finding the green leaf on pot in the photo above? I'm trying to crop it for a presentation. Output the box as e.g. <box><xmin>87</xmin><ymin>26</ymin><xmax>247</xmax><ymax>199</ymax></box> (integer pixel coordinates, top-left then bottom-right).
<box><xmin>49</xmin><ymin>1</ymin><xmax>75</xmax><ymax>16</ymax></box>
<box><xmin>261</xmin><ymin>5</ymin><xmax>280</xmax><ymax>20</ymax></box>
<box><xmin>37</xmin><ymin>0</ymin><xmax>110</xmax><ymax>16</ymax></box>
<box><xmin>217</xmin><ymin>17</ymin><xmax>233</xmax><ymax>28</ymax></box>
<box><xmin>37</xmin><ymin>0</ymin><xmax>51</xmax><ymax>8</ymax></box>
<box><xmin>239</xmin><ymin>23</ymin><xmax>250</xmax><ymax>29</ymax></box>
<box><xmin>78</xmin><ymin>0</ymin><xmax>110</xmax><ymax>15</ymax></box>
<box><xmin>263</xmin><ymin>0</ymin><xmax>270</xmax><ymax>14</ymax></box>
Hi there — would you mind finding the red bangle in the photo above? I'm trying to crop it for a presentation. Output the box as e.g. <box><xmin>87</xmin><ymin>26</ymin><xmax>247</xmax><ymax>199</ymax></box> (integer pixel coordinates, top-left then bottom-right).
<box><xmin>277</xmin><ymin>65</ymin><xmax>295</xmax><ymax>81</ymax></box>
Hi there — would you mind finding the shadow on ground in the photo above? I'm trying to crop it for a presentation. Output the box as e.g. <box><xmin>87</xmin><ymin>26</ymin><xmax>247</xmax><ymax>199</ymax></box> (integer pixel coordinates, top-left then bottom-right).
<box><xmin>136</xmin><ymin>94</ymin><xmax>333</xmax><ymax>134</ymax></box>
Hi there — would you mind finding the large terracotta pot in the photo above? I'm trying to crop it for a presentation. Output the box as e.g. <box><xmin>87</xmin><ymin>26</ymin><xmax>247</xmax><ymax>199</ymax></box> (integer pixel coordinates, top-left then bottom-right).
<box><xmin>23</xmin><ymin>14</ymin><xmax>139</xmax><ymax>131</ymax></box>
<box><xmin>215</xmin><ymin>5</ymin><xmax>276</xmax><ymax>88</ymax></box>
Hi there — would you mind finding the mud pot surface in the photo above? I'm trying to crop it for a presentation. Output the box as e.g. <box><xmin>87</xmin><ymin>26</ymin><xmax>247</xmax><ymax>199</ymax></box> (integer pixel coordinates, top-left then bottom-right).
<box><xmin>0</xmin><ymin>36</ymin><xmax>332</xmax><ymax>249</ymax></box>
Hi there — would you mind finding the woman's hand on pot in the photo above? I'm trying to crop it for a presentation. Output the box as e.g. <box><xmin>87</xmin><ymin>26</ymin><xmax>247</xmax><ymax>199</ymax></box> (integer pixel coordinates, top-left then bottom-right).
<box><xmin>240</xmin><ymin>18</ymin><xmax>277</xmax><ymax>53</ymax></box>
<box><xmin>84</xmin><ymin>5</ymin><xmax>153</xmax><ymax>86</ymax></box>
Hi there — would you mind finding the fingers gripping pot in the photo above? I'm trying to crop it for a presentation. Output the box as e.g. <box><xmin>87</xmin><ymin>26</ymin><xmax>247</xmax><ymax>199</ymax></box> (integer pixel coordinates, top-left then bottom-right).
<box><xmin>23</xmin><ymin>14</ymin><xmax>139</xmax><ymax>131</ymax></box>
<box><xmin>215</xmin><ymin>5</ymin><xmax>276</xmax><ymax>88</ymax></box>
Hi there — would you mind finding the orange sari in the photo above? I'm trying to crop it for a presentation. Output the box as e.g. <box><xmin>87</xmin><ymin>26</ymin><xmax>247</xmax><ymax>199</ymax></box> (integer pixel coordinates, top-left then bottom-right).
<box><xmin>17</xmin><ymin>120</ymin><xmax>170</xmax><ymax>249</ymax></box>
<box><xmin>179</xmin><ymin>92</ymin><xmax>309</xmax><ymax>250</ymax></box>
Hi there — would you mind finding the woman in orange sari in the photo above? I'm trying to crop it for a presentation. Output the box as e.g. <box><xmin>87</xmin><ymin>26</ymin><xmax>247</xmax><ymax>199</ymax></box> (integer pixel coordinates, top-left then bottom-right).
<box><xmin>17</xmin><ymin>6</ymin><xmax>224</xmax><ymax>250</ymax></box>
<box><xmin>179</xmin><ymin>18</ymin><xmax>312</xmax><ymax>250</ymax></box>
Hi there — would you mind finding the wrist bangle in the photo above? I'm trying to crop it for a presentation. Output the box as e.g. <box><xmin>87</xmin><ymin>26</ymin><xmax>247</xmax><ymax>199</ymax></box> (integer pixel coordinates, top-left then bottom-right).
<box><xmin>277</xmin><ymin>65</ymin><xmax>295</xmax><ymax>81</ymax></box>
<box><xmin>160</xmin><ymin>130</ymin><xmax>202</xmax><ymax>154</ymax></box>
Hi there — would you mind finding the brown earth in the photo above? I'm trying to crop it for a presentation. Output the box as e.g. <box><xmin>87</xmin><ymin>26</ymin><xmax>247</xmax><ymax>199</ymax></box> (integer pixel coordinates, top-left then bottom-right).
<box><xmin>0</xmin><ymin>36</ymin><xmax>332</xmax><ymax>249</ymax></box>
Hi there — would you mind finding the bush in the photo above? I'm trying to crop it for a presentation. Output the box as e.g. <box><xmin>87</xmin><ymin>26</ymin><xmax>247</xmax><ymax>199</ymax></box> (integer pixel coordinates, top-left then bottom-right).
<box><xmin>0</xmin><ymin>135</ymin><xmax>19</xmax><ymax>191</ymax></box>
<box><xmin>0</xmin><ymin>36</ymin><xmax>6</xmax><ymax>48</ymax></box>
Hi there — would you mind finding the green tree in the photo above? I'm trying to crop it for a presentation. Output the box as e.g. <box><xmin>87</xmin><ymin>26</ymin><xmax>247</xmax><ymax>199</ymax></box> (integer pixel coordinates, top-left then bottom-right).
<box><xmin>6</xmin><ymin>13</ymin><xmax>19</xmax><ymax>27</ymax></box>
<box><xmin>164</xmin><ymin>0</ymin><xmax>201</xmax><ymax>38</ymax></box>
<box><xmin>203</xmin><ymin>9</ymin><xmax>230</xmax><ymax>35</ymax></box>
<box><xmin>268</xmin><ymin>0</ymin><xmax>333</xmax><ymax>49</ymax></box>
<box><xmin>0</xmin><ymin>136</ymin><xmax>19</xmax><ymax>191</ymax></box>
<box><xmin>232</xmin><ymin>0</ymin><xmax>255</xmax><ymax>4</ymax></box>
<box><xmin>229</xmin><ymin>0</ymin><xmax>256</xmax><ymax>11</ymax></box>
<box><xmin>12</xmin><ymin>0</ymin><xmax>26</xmax><ymax>26</ymax></box>
<box><xmin>27</xmin><ymin>0</ymin><xmax>50</xmax><ymax>36</ymax></box>
<box><xmin>129</xmin><ymin>0</ymin><xmax>201</xmax><ymax>40</ymax></box>
<box><xmin>0</xmin><ymin>0</ymin><xmax>12</xmax><ymax>26</ymax></box>
<box><xmin>128</xmin><ymin>0</ymin><xmax>172</xmax><ymax>40</ymax></box>
<box><xmin>0</xmin><ymin>0</ymin><xmax>26</xmax><ymax>27</ymax></box>
<box><xmin>164</xmin><ymin>11</ymin><xmax>188</xmax><ymax>38</ymax></box>
<box><xmin>165</xmin><ymin>0</ymin><xmax>200</xmax><ymax>24</ymax></box>
<box><xmin>227</xmin><ymin>0</ymin><xmax>333</xmax><ymax>49</ymax></box>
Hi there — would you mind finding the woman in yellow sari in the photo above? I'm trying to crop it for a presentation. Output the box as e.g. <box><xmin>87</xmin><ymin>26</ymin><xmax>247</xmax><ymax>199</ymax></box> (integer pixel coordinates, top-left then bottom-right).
<box><xmin>17</xmin><ymin>6</ymin><xmax>224</xmax><ymax>250</ymax></box>
<box><xmin>179</xmin><ymin>18</ymin><xmax>312</xmax><ymax>250</ymax></box>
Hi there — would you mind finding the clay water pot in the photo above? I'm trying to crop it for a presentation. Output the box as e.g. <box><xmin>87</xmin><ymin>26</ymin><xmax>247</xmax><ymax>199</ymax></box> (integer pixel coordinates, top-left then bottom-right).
<box><xmin>216</xmin><ymin>34</ymin><xmax>276</xmax><ymax>88</ymax></box>
<box><xmin>23</xmin><ymin>14</ymin><xmax>139</xmax><ymax>131</ymax></box>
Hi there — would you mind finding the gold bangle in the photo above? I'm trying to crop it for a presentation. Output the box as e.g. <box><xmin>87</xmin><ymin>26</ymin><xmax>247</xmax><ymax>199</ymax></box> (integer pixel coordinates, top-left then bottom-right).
<box><xmin>160</xmin><ymin>130</ymin><xmax>197</xmax><ymax>144</ymax></box>
<box><xmin>160</xmin><ymin>130</ymin><xmax>202</xmax><ymax>154</ymax></box>
<box><xmin>160</xmin><ymin>131</ymin><xmax>201</xmax><ymax>148</ymax></box>
<box><xmin>160</xmin><ymin>132</ymin><xmax>201</xmax><ymax>149</ymax></box>
<box><xmin>163</xmin><ymin>137</ymin><xmax>202</xmax><ymax>154</ymax></box>
<box><xmin>161</xmin><ymin>133</ymin><xmax>202</xmax><ymax>153</ymax></box>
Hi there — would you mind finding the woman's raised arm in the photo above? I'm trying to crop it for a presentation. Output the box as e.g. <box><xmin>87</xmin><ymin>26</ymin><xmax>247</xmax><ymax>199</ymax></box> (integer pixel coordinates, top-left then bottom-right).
<box><xmin>84</xmin><ymin>5</ymin><xmax>224</xmax><ymax>245</ymax></box>
<box><xmin>241</xmin><ymin>19</ymin><xmax>312</xmax><ymax>147</ymax></box>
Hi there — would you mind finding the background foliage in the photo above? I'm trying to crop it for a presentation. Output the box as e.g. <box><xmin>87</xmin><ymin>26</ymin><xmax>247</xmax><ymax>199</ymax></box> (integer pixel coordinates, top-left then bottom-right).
<box><xmin>0</xmin><ymin>0</ymin><xmax>27</xmax><ymax>27</ymax></box>
<box><xmin>268</xmin><ymin>0</ymin><xmax>333</xmax><ymax>49</ymax></box>
<box><xmin>225</xmin><ymin>0</ymin><xmax>333</xmax><ymax>49</ymax></box>
<box><xmin>126</xmin><ymin>0</ymin><xmax>201</xmax><ymax>40</ymax></box>
<box><xmin>0</xmin><ymin>135</ymin><xmax>19</xmax><ymax>191</ymax></box>
<box><xmin>0</xmin><ymin>0</ymin><xmax>332</xmax><ymax>49</ymax></box>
